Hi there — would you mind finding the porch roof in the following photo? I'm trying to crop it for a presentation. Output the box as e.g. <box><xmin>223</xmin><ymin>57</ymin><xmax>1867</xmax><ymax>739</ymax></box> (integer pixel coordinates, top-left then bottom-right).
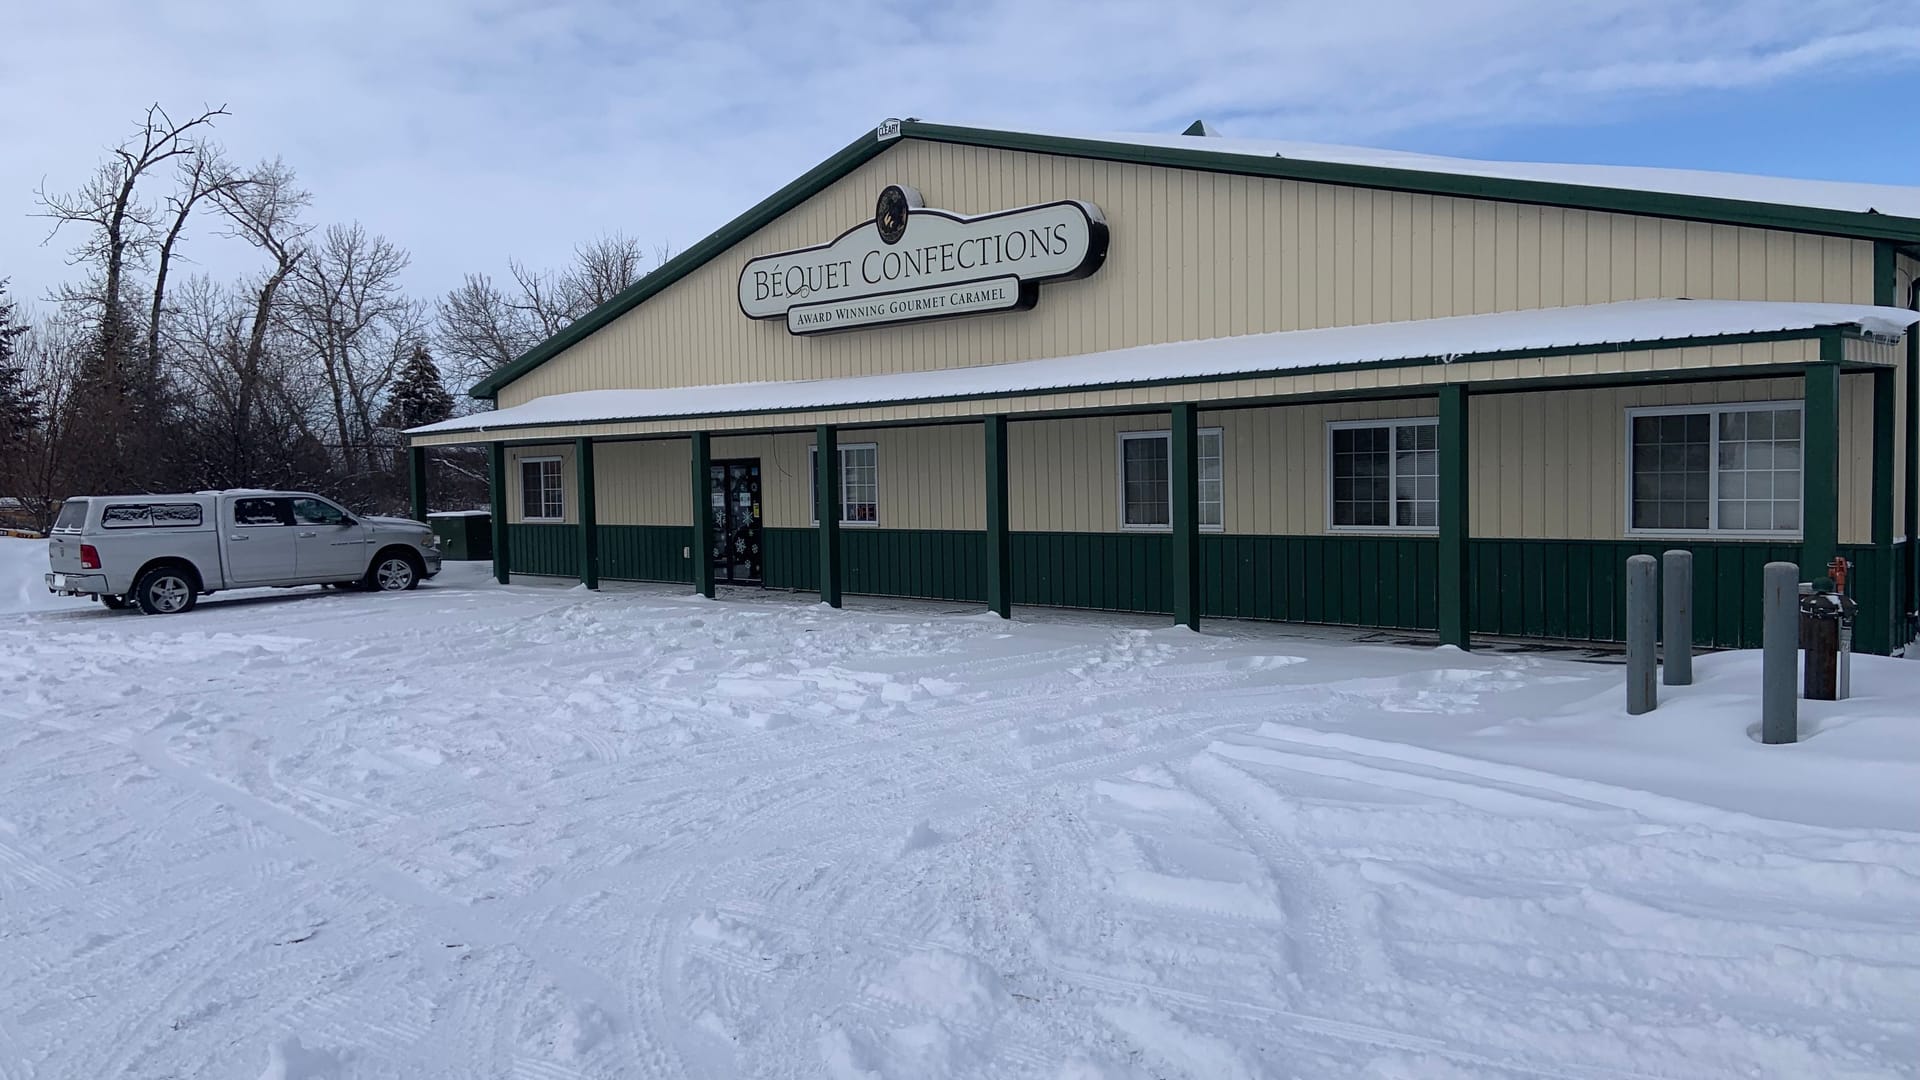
<box><xmin>411</xmin><ymin>299</ymin><xmax>1914</xmax><ymax>438</ymax></box>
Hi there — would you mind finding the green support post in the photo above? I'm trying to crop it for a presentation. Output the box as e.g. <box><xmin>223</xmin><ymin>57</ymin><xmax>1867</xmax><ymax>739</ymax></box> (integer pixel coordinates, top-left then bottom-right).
<box><xmin>1907</xmin><ymin>325</ymin><xmax>1919</xmax><ymax>648</ymax></box>
<box><xmin>984</xmin><ymin>415</ymin><xmax>1012</xmax><ymax>619</ymax></box>
<box><xmin>691</xmin><ymin>432</ymin><xmax>715</xmax><ymax>599</ymax></box>
<box><xmin>488</xmin><ymin>442</ymin><xmax>510</xmax><ymax>585</ymax></box>
<box><xmin>815</xmin><ymin>425</ymin><xmax>842</xmax><ymax>608</ymax></box>
<box><xmin>408</xmin><ymin>445</ymin><xmax>428</xmax><ymax>522</ymax></box>
<box><xmin>1802</xmin><ymin>350</ymin><xmax>1841</xmax><ymax>585</ymax></box>
<box><xmin>1170</xmin><ymin>403</ymin><xmax>1201</xmax><ymax>630</ymax></box>
<box><xmin>575</xmin><ymin>437</ymin><xmax>599</xmax><ymax>590</ymax></box>
<box><xmin>1437</xmin><ymin>383</ymin><xmax>1471</xmax><ymax>649</ymax></box>
<box><xmin>1868</xmin><ymin>366</ymin><xmax>1896</xmax><ymax>653</ymax></box>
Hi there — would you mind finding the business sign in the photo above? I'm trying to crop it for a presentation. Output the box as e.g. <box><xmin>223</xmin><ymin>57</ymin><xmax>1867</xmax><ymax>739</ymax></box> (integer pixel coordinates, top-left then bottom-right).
<box><xmin>738</xmin><ymin>185</ymin><xmax>1108</xmax><ymax>335</ymax></box>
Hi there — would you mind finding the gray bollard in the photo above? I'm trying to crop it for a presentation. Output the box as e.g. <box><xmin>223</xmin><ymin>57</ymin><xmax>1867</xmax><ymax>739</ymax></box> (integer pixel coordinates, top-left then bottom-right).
<box><xmin>1626</xmin><ymin>554</ymin><xmax>1658</xmax><ymax>715</ymax></box>
<box><xmin>1662</xmin><ymin>549</ymin><xmax>1693</xmax><ymax>686</ymax></box>
<box><xmin>1761</xmin><ymin>561</ymin><xmax>1799</xmax><ymax>745</ymax></box>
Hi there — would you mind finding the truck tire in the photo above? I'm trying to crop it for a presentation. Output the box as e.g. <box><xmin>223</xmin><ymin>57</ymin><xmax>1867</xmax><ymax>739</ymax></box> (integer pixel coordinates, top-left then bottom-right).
<box><xmin>133</xmin><ymin>564</ymin><xmax>199</xmax><ymax>615</ymax></box>
<box><xmin>365</xmin><ymin>550</ymin><xmax>423</xmax><ymax>592</ymax></box>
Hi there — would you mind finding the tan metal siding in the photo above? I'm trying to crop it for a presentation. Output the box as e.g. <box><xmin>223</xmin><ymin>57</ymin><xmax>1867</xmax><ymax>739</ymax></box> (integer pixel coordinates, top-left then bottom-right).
<box><xmin>1469</xmin><ymin>377</ymin><xmax>1873</xmax><ymax>543</ymax></box>
<box><xmin>504</xmin><ymin>443</ymin><xmax>576</xmax><ymax>524</ymax></box>
<box><xmin>498</xmin><ymin>140</ymin><xmax>1879</xmax><ymax>406</ymax></box>
<box><xmin>594</xmin><ymin>439</ymin><xmax>689</xmax><ymax>526</ymax></box>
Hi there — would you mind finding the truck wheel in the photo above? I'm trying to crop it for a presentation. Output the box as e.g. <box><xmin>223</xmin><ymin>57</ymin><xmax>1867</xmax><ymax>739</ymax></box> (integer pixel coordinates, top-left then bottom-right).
<box><xmin>366</xmin><ymin>552</ymin><xmax>422</xmax><ymax>592</ymax></box>
<box><xmin>133</xmin><ymin>565</ymin><xmax>199</xmax><ymax>615</ymax></box>
<box><xmin>100</xmin><ymin>595</ymin><xmax>132</xmax><ymax>610</ymax></box>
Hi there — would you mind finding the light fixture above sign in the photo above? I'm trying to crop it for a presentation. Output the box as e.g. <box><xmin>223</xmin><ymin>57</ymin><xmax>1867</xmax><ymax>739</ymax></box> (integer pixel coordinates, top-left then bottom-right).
<box><xmin>737</xmin><ymin>185</ymin><xmax>1108</xmax><ymax>335</ymax></box>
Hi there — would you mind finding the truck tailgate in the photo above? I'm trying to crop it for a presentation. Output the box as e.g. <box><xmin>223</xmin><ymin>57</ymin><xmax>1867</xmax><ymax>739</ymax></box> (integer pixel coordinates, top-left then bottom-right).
<box><xmin>47</xmin><ymin>534</ymin><xmax>86</xmax><ymax>574</ymax></box>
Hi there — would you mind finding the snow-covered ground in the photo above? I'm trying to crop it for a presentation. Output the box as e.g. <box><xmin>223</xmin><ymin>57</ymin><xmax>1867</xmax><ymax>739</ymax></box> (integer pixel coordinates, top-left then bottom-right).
<box><xmin>1</xmin><ymin>536</ymin><xmax>1915</xmax><ymax>1079</ymax></box>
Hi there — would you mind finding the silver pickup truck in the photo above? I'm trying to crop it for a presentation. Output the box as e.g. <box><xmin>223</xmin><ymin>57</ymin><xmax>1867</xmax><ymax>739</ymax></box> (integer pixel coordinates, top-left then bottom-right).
<box><xmin>46</xmin><ymin>490</ymin><xmax>443</xmax><ymax>614</ymax></box>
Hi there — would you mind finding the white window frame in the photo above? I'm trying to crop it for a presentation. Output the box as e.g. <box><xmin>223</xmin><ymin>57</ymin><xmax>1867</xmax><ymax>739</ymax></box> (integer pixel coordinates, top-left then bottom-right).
<box><xmin>1115</xmin><ymin>428</ymin><xmax>1225</xmax><ymax>533</ymax></box>
<box><xmin>808</xmin><ymin>442</ymin><xmax>881</xmax><ymax>527</ymax></box>
<box><xmin>518</xmin><ymin>456</ymin><xmax>565</xmax><ymax>523</ymax></box>
<box><xmin>1623</xmin><ymin>401</ymin><xmax>1804</xmax><ymax>540</ymax></box>
<box><xmin>1324</xmin><ymin>417</ymin><xmax>1440</xmax><ymax>534</ymax></box>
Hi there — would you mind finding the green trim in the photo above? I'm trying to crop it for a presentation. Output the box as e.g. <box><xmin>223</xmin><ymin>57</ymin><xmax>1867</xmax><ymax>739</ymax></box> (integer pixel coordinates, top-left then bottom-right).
<box><xmin>408</xmin><ymin>446</ymin><xmax>428</xmax><ymax>521</ymax></box>
<box><xmin>1875</xmin><ymin>242</ymin><xmax>1899</xmax><ymax>307</ymax></box>
<box><xmin>901</xmin><ymin>122</ymin><xmax>1920</xmax><ymax>245</ymax></box>
<box><xmin>1869</xmin><ymin>367</ymin><xmax>1897</xmax><ymax>652</ymax></box>
<box><xmin>574</xmin><ymin>437</ymin><xmax>599</xmax><ymax>589</ymax></box>
<box><xmin>488</xmin><ymin>443</ymin><xmax>510</xmax><ymax>584</ymax></box>
<box><xmin>464</xmin><ymin>114</ymin><xmax>1920</xmax><ymax>402</ymax></box>
<box><xmin>442</xmin><ymin>327</ymin><xmax>1859</xmax><ymax>440</ymax></box>
<box><xmin>984</xmin><ymin>416</ymin><xmax>1011</xmax><ymax>618</ymax></box>
<box><xmin>468</xmin><ymin>130</ymin><xmax>888</xmax><ymax>399</ymax></box>
<box><xmin>1803</xmin><ymin>354</ymin><xmax>1841</xmax><ymax>581</ymax></box>
<box><xmin>506</xmin><ymin>523</ymin><xmax>578</xmax><ymax>578</ymax></box>
<box><xmin>690</xmin><ymin>432</ymin><xmax>714</xmax><ymax>598</ymax></box>
<box><xmin>815</xmin><ymin>425</ymin><xmax>842</xmax><ymax>607</ymax></box>
<box><xmin>1437</xmin><ymin>384</ymin><xmax>1470</xmax><ymax>648</ymax></box>
<box><xmin>599</xmin><ymin>524</ymin><xmax>694</xmax><ymax>583</ymax></box>
<box><xmin>1170</xmin><ymin>403</ymin><xmax>1200</xmax><ymax>629</ymax></box>
<box><xmin>760</xmin><ymin>527</ymin><xmax>984</xmax><ymax>602</ymax></box>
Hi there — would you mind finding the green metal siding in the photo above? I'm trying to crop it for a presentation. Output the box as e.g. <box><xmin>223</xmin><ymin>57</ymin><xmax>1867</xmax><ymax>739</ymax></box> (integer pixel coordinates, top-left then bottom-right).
<box><xmin>506</xmin><ymin>523</ymin><xmax>578</xmax><ymax>578</ymax></box>
<box><xmin>845</xmin><ymin>530</ymin><xmax>985</xmax><ymax>602</ymax></box>
<box><xmin>1201</xmin><ymin>535</ymin><xmax>1438</xmax><ymax>630</ymax></box>
<box><xmin>764</xmin><ymin>527</ymin><xmax>820</xmax><ymax>591</ymax></box>
<box><xmin>1464</xmin><ymin>539</ymin><xmax>1898</xmax><ymax>652</ymax></box>
<box><xmin>599</xmin><ymin>525</ymin><xmax>694</xmax><ymax>583</ymax></box>
<box><xmin>1012</xmin><ymin>532</ymin><xmax>1173</xmax><ymax>614</ymax></box>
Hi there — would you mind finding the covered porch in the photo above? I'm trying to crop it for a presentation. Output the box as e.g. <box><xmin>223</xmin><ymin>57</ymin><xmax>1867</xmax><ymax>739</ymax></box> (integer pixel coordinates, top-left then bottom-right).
<box><xmin>409</xmin><ymin>299</ymin><xmax>1915</xmax><ymax>654</ymax></box>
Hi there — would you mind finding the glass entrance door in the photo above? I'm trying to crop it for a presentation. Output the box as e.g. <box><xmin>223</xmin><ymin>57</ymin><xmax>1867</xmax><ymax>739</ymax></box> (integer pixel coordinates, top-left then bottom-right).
<box><xmin>709</xmin><ymin>459</ymin><xmax>763</xmax><ymax>584</ymax></box>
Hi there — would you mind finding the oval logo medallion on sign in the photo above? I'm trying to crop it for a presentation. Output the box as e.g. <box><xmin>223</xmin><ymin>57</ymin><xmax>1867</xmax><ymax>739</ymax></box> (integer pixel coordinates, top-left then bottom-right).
<box><xmin>739</xmin><ymin>186</ymin><xmax>1108</xmax><ymax>335</ymax></box>
<box><xmin>875</xmin><ymin>184</ymin><xmax>919</xmax><ymax>245</ymax></box>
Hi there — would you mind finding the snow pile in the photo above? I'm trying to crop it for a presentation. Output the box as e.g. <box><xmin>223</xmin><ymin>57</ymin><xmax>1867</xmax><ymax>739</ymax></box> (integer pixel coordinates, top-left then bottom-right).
<box><xmin>0</xmin><ymin>535</ymin><xmax>62</xmax><ymax>614</ymax></box>
<box><xmin>1</xmin><ymin>543</ymin><xmax>1916</xmax><ymax>1078</ymax></box>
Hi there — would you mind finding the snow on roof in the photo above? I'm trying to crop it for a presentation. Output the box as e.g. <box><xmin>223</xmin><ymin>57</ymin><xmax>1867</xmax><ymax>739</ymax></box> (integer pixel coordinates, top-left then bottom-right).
<box><xmin>411</xmin><ymin>299</ymin><xmax>1915</xmax><ymax>436</ymax></box>
<box><xmin>1034</xmin><ymin>127</ymin><xmax>1920</xmax><ymax>220</ymax></box>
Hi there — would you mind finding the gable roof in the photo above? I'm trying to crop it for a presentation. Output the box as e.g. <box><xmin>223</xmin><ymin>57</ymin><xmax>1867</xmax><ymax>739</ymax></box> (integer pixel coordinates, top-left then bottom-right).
<box><xmin>469</xmin><ymin>120</ymin><xmax>1920</xmax><ymax>400</ymax></box>
<box><xmin>421</xmin><ymin>298</ymin><xmax>1915</xmax><ymax>436</ymax></box>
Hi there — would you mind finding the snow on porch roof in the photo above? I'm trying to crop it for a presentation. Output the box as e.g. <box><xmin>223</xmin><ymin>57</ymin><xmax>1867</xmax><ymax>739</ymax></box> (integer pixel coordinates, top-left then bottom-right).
<box><xmin>411</xmin><ymin>299</ymin><xmax>1915</xmax><ymax>436</ymax></box>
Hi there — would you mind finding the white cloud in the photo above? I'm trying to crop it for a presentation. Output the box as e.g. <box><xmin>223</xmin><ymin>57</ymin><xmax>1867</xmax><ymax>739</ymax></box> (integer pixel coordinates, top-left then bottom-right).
<box><xmin>4</xmin><ymin>0</ymin><xmax>1917</xmax><ymax>319</ymax></box>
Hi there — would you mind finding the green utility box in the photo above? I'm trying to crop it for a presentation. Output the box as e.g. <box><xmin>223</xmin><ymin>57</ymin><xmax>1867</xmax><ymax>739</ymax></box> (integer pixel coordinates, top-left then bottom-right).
<box><xmin>428</xmin><ymin>511</ymin><xmax>493</xmax><ymax>561</ymax></box>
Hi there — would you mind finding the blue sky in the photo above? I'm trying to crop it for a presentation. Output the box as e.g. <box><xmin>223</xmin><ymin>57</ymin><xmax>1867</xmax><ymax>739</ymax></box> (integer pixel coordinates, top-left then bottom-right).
<box><xmin>5</xmin><ymin>1</ymin><xmax>1919</xmax><ymax>319</ymax></box>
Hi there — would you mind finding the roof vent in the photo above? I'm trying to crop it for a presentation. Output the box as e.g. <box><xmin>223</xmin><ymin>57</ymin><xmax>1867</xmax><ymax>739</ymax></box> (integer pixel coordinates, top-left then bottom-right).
<box><xmin>1182</xmin><ymin>120</ymin><xmax>1219</xmax><ymax>137</ymax></box>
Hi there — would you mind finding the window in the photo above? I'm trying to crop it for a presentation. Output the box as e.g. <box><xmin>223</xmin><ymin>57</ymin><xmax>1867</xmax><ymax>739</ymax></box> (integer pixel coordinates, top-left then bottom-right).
<box><xmin>519</xmin><ymin>457</ymin><xmax>564</xmax><ymax>522</ymax></box>
<box><xmin>1328</xmin><ymin>418</ymin><xmax>1437</xmax><ymax>531</ymax></box>
<box><xmin>1628</xmin><ymin>403</ymin><xmax>1801</xmax><ymax>535</ymax></box>
<box><xmin>233</xmin><ymin>498</ymin><xmax>293</xmax><ymax>527</ymax></box>
<box><xmin>101</xmin><ymin>503</ymin><xmax>203</xmax><ymax>529</ymax></box>
<box><xmin>291</xmin><ymin>498</ymin><xmax>349</xmax><ymax>526</ymax></box>
<box><xmin>809</xmin><ymin>443</ymin><xmax>880</xmax><ymax>525</ymax></box>
<box><xmin>1118</xmin><ymin>429</ymin><xmax>1224</xmax><ymax>530</ymax></box>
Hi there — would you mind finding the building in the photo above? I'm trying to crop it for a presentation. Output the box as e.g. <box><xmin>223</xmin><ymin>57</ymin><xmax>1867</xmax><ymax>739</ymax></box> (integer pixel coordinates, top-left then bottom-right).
<box><xmin>407</xmin><ymin>120</ymin><xmax>1920</xmax><ymax>655</ymax></box>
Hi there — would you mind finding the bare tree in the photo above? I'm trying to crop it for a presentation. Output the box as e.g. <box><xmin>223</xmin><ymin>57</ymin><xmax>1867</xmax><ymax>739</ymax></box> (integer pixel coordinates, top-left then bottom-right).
<box><xmin>149</xmin><ymin>145</ymin><xmax>248</xmax><ymax>367</ymax></box>
<box><xmin>435</xmin><ymin>232</ymin><xmax>651</xmax><ymax>404</ymax></box>
<box><xmin>281</xmin><ymin>223</ymin><xmax>426</xmax><ymax>498</ymax></box>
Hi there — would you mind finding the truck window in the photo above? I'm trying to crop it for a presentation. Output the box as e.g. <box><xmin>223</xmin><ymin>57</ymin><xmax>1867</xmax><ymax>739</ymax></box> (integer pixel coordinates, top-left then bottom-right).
<box><xmin>233</xmin><ymin>497</ymin><xmax>294</xmax><ymax>526</ymax></box>
<box><xmin>52</xmin><ymin>500</ymin><xmax>88</xmax><ymax>532</ymax></box>
<box><xmin>291</xmin><ymin>498</ymin><xmax>348</xmax><ymax>526</ymax></box>
<box><xmin>102</xmin><ymin>503</ymin><xmax>204</xmax><ymax>529</ymax></box>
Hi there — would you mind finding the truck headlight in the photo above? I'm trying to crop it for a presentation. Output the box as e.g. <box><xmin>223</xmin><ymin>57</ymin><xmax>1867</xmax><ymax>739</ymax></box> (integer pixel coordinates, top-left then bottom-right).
<box><xmin>422</xmin><ymin>534</ymin><xmax>440</xmax><ymax>550</ymax></box>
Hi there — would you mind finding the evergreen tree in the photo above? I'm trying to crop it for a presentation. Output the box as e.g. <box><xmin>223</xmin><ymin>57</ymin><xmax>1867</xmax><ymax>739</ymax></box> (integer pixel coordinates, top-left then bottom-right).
<box><xmin>381</xmin><ymin>345</ymin><xmax>454</xmax><ymax>430</ymax></box>
<box><xmin>0</xmin><ymin>280</ymin><xmax>38</xmax><ymax>458</ymax></box>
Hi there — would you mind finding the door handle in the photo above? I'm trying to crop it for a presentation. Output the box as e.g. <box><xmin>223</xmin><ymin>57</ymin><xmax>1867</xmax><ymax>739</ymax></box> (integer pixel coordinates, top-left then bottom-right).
<box><xmin>230</xmin><ymin>534</ymin><xmax>248</xmax><ymax>541</ymax></box>
<box><xmin>298</xmin><ymin>531</ymin><xmax>318</xmax><ymax>538</ymax></box>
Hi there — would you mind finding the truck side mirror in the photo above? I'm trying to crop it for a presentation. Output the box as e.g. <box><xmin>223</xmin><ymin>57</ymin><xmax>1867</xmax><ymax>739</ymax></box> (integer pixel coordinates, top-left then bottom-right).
<box><xmin>339</xmin><ymin>517</ymin><xmax>357</xmax><ymax>528</ymax></box>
